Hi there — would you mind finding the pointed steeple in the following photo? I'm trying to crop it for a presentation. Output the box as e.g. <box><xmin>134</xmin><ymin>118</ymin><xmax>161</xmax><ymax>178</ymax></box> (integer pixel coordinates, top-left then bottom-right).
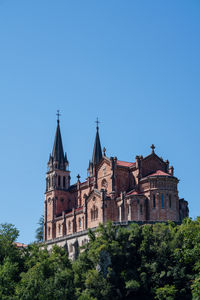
<box><xmin>92</xmin><ymin>119</ymin><xmax>102</xmax><ymax>166</ymax></box>
<box><xmin>49</xmin><ymin>111</ymin><xmax>67</xmax><ymax>171</ymax></box>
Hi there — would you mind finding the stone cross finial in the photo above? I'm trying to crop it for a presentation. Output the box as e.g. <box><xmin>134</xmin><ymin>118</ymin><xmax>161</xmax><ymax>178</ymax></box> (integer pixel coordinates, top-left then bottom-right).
<box><xmin>151</xmin><ymin>144</ymin><xmax>155</xmax><ymax>153</ymax></box>
<box><xmin>77</xmin><ymin>174</ymin><xmax>81</xmax><ymax>181</ymax></box>
<box><xmin>56</xmin><ymin>110</ymin><xmax>61</xmax><ymax>122</ymax></box>
<box><xmin>95</xmin><ymin>117</ymin><xmax>100</xmax><ymax>129</ymax></box>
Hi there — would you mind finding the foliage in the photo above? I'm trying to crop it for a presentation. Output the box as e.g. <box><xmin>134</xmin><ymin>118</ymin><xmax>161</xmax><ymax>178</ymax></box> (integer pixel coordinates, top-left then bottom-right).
<box><xmin>0</xmin><ymin>219</ymin><xmax>200</xmax><ymax>299</ymax></box>
<box><xmin>35</xmin><ymin>215</ymin><xmax>44</xmax><ymax>242</ymax></box>
<box><xmin>16</xmin><ymin>244</ymin><xmax>74</xmax><ymax>300</ymax></box>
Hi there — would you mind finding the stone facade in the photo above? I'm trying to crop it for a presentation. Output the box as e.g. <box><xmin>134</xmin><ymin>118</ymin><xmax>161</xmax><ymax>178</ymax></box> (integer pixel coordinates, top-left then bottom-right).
<box><xmin>44</xmin><ymin>119</ymin><xmax>189</xmax><ymax>256</ymax></box>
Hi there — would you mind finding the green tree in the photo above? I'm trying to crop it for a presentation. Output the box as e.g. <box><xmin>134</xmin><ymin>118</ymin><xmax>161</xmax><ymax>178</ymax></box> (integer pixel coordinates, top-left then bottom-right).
<box><xmin>155</xmin><ymin>284</ymin><xmax>177</xmax><ymax>300</ymax></box>
<box><xmin>35</xmin><ymin>215</ymin><xmax>44</xmax><ymax>242</ymax></box>
<box><xmin>16</xmin><ymin>244</ymin><xmax>75</xmax><ymax>300</ymax></box>
<box><xmin>0</xmin><ymin>223</ymin><xmax>25</xmax><ymax>300</ymax></box>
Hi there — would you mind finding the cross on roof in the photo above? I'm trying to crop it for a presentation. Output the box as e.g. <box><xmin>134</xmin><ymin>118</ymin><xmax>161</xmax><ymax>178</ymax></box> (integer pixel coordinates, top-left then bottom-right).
<box><xmin>95</xmin><ymin>117</ymin><xmax>100</xmax><ymax>129</ymax></box>
<box><xmin>151</xmin><ymin>144</ymin><xmax>155</xmax><ymax>153</ymax></box>
<box><xmin>56</xmin><ymin>110</ymin><xmax>61</xmax><ymax>122</ymax></box>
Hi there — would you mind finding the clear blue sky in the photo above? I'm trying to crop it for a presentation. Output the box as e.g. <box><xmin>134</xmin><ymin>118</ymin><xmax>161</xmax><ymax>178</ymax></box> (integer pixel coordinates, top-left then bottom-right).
<box><xmin>0</xmin><ymin>0</ymin><xmax>199</xmax><ymax>244</ymax></box>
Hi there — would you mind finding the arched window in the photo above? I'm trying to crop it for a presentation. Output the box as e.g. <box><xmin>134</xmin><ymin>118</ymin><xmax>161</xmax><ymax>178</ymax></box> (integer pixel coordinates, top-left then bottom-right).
<box><xmin>48</xmin><ymin>227</ymin><xmax>51</xmax><ymax>237</ymax></box>
<box><xmin>169</xmin><ymin>195</ymin><xmax>172</xmax><ymax>208</ymax></box>
<box><xmin>94</xmin><ymin>207</ymin><xmax>98</xmax><ymax>219</ymax></box>
<box><xmin>153</xmin><ymin>194</ymin><xmax>156</xmax><ymax>208</ymax></box>
<box><xmin>101</xmin><ymin>179</ymin><xmax>108</xmax><ymax>189</ymax></box>
<box><xmin>63</xmin><ymin>176</ymin><xmax>66</xmax><ymax>188</ymax></box>
<box><xmin>54</xmin><ymin>223</ymin><xmax>56</xmax><ymax>237</ymax></box>
<box><xmin>58</xmin><ymin>175</ymin><xmax>61</xmax><ymax>187</ymax></box>
<box><xmin>161</xmin><ymin>194</ymin><xmax>164</xmax><ymax>209</ymax></box>
<box><xmin>91</xmin><ymin>206</ymin><xmax>98</xmax><ymax>221</ymax></box>
<box><xmin>48</xmin><ymin>177</ymin><xmax>50</xmax><ymax>189</ymax></box>
<box><xmin>68</xmin><ymin>221</ymin><xmax>71</xmax><ymax>232</ymax></box>
<box><xmin>140</xmin><ymin>204</ymin><xmax>143</xmax><ymax>214</ymax></box>
<box><xmin>79</xmin><ymin>218</ymin><xmax>82</xmax><ymax>228</ymax></box>
<box><xmin>91</xmin><ymin>209</ymin><xmax>94</xmax><ymax>221</ymax></box>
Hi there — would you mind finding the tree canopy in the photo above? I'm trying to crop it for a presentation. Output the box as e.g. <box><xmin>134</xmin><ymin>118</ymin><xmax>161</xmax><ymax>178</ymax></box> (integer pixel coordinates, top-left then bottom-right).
<box><xmin>0</xmin><ymin>219</ymin><xmax>200</xmax><ymax>299</ymax></box>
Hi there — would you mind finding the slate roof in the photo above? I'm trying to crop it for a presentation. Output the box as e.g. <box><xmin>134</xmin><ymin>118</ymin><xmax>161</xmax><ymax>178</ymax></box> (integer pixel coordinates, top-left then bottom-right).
<box><xmin>52</xmin><ymin>120</ymin><xmax>67</xmax><ymax>170</ymax></box>
<box><xmin>92</xmin><ymin>127</ymin><xmax>102</xmax><ymax>166</ymax></box>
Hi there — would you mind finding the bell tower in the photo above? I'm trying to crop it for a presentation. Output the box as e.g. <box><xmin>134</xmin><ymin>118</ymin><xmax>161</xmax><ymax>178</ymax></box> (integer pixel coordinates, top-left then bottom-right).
<box><xmin>44</xmin><ymin>111</ymin><xmax>70</xmax><ymax>241</ymax></box>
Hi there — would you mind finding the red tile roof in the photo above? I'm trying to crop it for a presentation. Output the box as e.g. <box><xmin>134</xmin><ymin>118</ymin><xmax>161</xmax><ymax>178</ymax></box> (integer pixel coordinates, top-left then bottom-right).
<box><xmin>126</xmin><ymin>190</ymin><xmax>144</xmax><ymax>196</ymax></box>
<box><xmin>117</xmin><ymin>160</ymin><xmax>136</xmax><ymax>167</ymax></box>
<box><xmin>75</xmin><ymin>207</ymin><xmax>83</xmax><ymax>211</ymax></box>
<box><xmin>127</xmin><ymin>190</ymin><xmax>140</xmax><ymax>196</ymax></box>
<box><xmin>14</xmin><ymin>242</ymin><xmax>27</xmax><ymax>248</ymax></box>
<box><xmin>80</xmin><ymin>181</ymin><xmax>87</xmax><ymax>186</ymax></box>
<box><xmin>149</xmin><ymin>170</ymin><xmax>170</xmax><ymax>177</ymax></box>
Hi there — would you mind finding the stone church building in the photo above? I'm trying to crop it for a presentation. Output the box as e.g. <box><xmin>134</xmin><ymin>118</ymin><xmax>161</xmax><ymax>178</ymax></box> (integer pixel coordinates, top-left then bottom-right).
<box><xmin>44</xmin><ymin>118</ymin><xmax>188</xmax><ymax>257</ymax></box>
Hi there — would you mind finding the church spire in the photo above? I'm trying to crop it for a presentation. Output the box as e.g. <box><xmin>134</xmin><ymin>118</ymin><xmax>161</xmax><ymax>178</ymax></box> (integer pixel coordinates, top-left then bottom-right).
<box><xmin>92</xmin><ymin>118</ymin><xmax>102</xmax><ymax>166</ymax></box>
<box><xmin>49</xmin><ymin>111</ymin><xmax>68</xmax><ymax>171</ymax></box>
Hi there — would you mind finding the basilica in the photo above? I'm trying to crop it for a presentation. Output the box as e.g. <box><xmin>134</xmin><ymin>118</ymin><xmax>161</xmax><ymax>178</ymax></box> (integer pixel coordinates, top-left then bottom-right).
<box><xmin>44</xmin><ymin>117</ymin><xmax>189</xmax><ymax>256</ymax></box>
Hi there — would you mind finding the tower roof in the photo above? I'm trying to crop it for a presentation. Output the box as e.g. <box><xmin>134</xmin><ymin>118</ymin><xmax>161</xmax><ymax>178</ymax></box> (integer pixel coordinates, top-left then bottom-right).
<box><xmin>52</xmin><ymin>119</ymin><xmax>67</xmax><ymax>170</ymax></box>
<box><xmin>92</xmin><ymin>125</ymin><xmax>102</xmax><ymax>166</ymax></box>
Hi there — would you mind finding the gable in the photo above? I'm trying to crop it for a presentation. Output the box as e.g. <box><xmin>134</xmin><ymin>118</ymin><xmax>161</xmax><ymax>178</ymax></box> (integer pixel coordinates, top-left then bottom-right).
<box><xmin>141</xmin><ymin>154</ymin><xmax>167</xmax><ymax>177</ymax></box>
<box><xmin>86</xmin><ymin>190</ymin><xmax>101</xmax><ymax>210</ymax></box>
<box><xmin>96</xmin><ymin>156</ymin><xmax>110</xmax><ymax>172</ymax></box>
<box><xmin>97</xmin><ymin>159</ymin><xmax>111</xmax><ymax>178</ymax></box>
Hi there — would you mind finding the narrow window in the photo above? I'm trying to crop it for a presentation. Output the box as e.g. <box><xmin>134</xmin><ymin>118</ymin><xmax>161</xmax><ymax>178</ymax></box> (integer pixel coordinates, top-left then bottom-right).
<box><xmin>54</xmin><ymin>223</ymin><xmax>56</xmax><ymax>238</ymax></box>
<box><xmin>58</xmin><ymin>175</ymin><xmax>61</xmax><ymax>187</ymax></box>
<box><xmin>153</xmin><ymin>194</ymin><xmax>156</xmax><ymax>208</ymax></box>
<box><xmin>63</xmin><ymin>176</ymin><xmax>66</xmax><ymax>188</ymax></box>
<box><xmin>91</xmin><ymin>206</ymin><xmax>98</xmax><ymax>221</ymax></box>
<box><xmin>140</xmin><ymin>204</ymin><xmax>143</xmax><ymax>214</ymax></box>
<box><xmin>68</xmin><ymin>221</ymin><xmax>71</xmax><ymax>232</ymax></box>
<box><xmin>169</xmin><ymin>195</ymin><xmax>172</xmax><ymax>208</ymax></box>
<box><xmin>58</xmin><ymin>224</ymin><xmax>61</xmax><ymax>234</ymax></box>
<box><xmin>47</xmin><ymin>177</ymin><xmax>50</xmax><ymax>189</ymax></box>
<box><xmin>79</xmin><ymin>218</ymin><xmax>82</xmax><ymax>228</ymax></box>
<box><xmin>161</xmin><ymin>194</ymin><xmax>164</xmax><ymax>209</ymax></box>
<box><xmin>95</xmin><ymin>207</ymin><xmax>98</xmax><ymax>220</ymax></box>
<box><xmin>48</xmin><ymin>227</ymin><xmax>50</xmax><ymax>237</ymax></box>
